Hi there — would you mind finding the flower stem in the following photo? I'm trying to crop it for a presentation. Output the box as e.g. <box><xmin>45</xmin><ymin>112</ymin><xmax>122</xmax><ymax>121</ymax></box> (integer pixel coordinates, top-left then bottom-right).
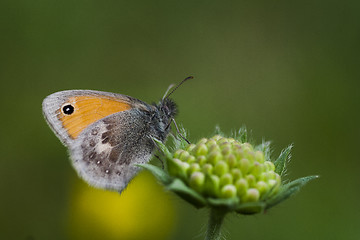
<box><xmin>205</xmin><ymin>208</ymin><xmax>227</xmax><ymax>240</ymax></box>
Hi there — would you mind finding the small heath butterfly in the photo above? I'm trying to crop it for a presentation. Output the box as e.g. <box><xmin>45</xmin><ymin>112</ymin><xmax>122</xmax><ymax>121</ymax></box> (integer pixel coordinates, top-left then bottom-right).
<box><xmin>42</xmin><ymin>77</ymin><xmax>192</xmax><ymax>193</ymax></box>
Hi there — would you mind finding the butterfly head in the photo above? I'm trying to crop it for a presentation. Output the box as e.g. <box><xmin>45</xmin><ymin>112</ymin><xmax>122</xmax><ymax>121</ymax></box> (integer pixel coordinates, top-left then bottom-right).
<box><xmin>158</xmin><ymin>97</ymin><xmax>177</xmax><ymax>120</ymax></box>
<box><xmin>150</xmin><ymin>77</ymin><xmax>193</xmax><ymax>141</ymax></box>
<box><xmin>157</xmin><ymin>75</ymin><xmax>193</xmax><ymax>121</ymax></box>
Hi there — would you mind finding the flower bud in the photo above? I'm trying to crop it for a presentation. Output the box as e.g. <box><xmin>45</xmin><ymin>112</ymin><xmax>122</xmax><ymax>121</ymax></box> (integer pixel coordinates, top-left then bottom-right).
<box><xmin>259</xmin><ymin>172</ymin><xmax>270</xmax><ymax>182</ymax></box>
<box><xmin>239</xmin><ymin>158</ymin><xmax>251</xmax><ymax>174</ymax></box>
<box><xmin>186</xmin><ymin>155</ymin><xmax>196</xmax><ymax>164</ymax></box>
<box><xmin>189</xmin><ymin>172</ymin><xmax>205</xmax><ymax>193</ymax></box>
<box><xmin>245</xmin><ymin>174</ymin><xmax>256</xmax><ymax>187</ymax></box>
<box><xmin>244</xmin><ymin>188</ymin><xmax>260</xmax><ymax>202</ymax></box>
<box><xmin>255</xmin><ymin>151</ymin><xmax>265</xmax><ymax>163</ymax></box>
<box><xmin>179</xmin><ymin>151</ymin><xmax>190</xmax><ymax>161</ymax></box>
<box><xmin>168</xmin><ymin>158</ymin><xmax>190</xmax><ymax>180</ymax></box>
<box><xmin>211</xmin><ymin>135</ymin><xmax>222</xmax><ymax>141</ymax></box>
<box><xmin>186</xmin><ymin>144</ymin><xmax>196</xmax><ymax>153</ymax></box>
<box><xmin>226</xmin><ymin>154</ymin><xmax>237</xmax><ymax>168</ymax></box>
<box><xmin>205</xmin><ymin>139</ymin><xmax>217</xmax><ymax>148</ymax></box>
<box><xmin>197</xmin><ymin>155</ymin><xmax>207</xmax><ymax>166</ymax></box>
<box><xmin>264</xmin><ymin>161</ymin><xmax>275</xmax><ymax>171</ymax></box>
<box><xmin>268</xmin><ymin>179</ymin><xmax>280</xmax><ymax>194</ymax></box>
<box><xmin>218</xmin><ymin>138</ymin><xmax>229</xmax><ymax>145</ymax></box>
<box><xmin>221</xmin><ymin>146</ymin><xmax>232</xmax><ymax>155</ymax></box>
<box><xmin>208</xmin><ymin>151</ymin><xmax>222</xmax><ymax>165</ymax></box>
<box><xmin>214</xmin><ymin>160</ymin><xmax>229</xmax><ymax>176</ymax></box>
<box><xmin>231</xmin><ymin>169</ymin><xmax>242</xmax><ymax>181</ymax></box>
<box><xmin>245</xmin><ymin>151</ymin><xmax>255</xmax><ymax>162</ymax></box>
<box><xmin>234</xmin><ymin>148</ymin><xmax>244</xmax><ymax>160</ymax></box>
<box><xmin>202</xmin><ymin>163</ymin><xmax>213</xmax><ymax>175</ymax></box>
<box><xmin>208</xmin><ymin>144</ymin><xmax>220</xmax><ymax>153</ymax></box>
<box><xmin>204</xmin><ymin>175</ymin><xmax>220</xmax><ymax>197</ymax></box>
<box><xmin>173</xmin><ymin>149</ymin><xmax>184</xmax><ymax>159</ymax></box>
<box><xmin>235</xmin><ymin>178</ymin><xmax>248</xmax><ymax>197</ymax></box>
<box><xmin>256</xmin><ymin>181</ymin><xmax>268</xmax><ymax>195</ymax></box>
<box><xmin>251</xmin><ymin>162</ymin><xmax>264</xmax><ymax>178</ymax></box>
<box><xmin>195</xmin><ymin>143</ymin><xmax>208</xmax><ymax>156</ymax></box>
<box><xmin>242</xmin><ymin>142</ymin><xmax>253</xmax><ymax>151</ymax></box>
<box><xmin>188</xmin><ymin>163</ymin><xmax>201</xmax><ymax>176</ymax></box>
<box><xmin>220</xmin><ymin>173</ymin><xmax>233</xmax><ymax>187</ymax></box>
<box><xmin>198</xmin><ymin>138</ymin><xmax>208</xmax><ymax>145</ymax></box>
<box><xmin>267</xmin><ymin>171</ymin><xmax>277</xmax><ymax>180</ymax></box>
<box><xmin>220</xmin><ymin>184</ymin><xmax>237</xmax><ymax>198</ymax></box>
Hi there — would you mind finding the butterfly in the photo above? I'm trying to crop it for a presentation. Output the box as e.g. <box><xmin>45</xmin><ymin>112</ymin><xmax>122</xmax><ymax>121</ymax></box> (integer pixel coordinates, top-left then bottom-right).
<box><xmin>42</xmin><ymin>77</ymin><xmax>192</xmax><ymax>193</ymax></box>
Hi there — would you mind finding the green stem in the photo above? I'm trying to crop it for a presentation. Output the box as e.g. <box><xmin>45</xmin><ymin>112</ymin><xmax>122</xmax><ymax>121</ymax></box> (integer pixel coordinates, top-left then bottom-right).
<box><xmin>205</xmin><ymin>208</ymin><xmax>227</xmax><ymax>240</ymax></box>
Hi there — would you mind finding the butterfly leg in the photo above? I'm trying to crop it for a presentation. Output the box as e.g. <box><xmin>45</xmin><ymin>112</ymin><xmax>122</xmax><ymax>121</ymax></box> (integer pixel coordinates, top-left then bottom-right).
<box><xmin>154</xmin><ymin>154</ymin><xmax>164</xmax><ymax>169</ymax></box>
<box><xmin>171</xmin><ymin>118</ymin><xmax>191</xmax><ymax>144</ymax></box>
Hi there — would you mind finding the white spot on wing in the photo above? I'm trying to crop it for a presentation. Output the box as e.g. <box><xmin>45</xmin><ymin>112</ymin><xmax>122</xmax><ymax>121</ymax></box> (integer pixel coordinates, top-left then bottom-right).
<box><xmin>96</xmin><ymin>142</ymin><xmax>112</xmax><ymax>154</ymax></box>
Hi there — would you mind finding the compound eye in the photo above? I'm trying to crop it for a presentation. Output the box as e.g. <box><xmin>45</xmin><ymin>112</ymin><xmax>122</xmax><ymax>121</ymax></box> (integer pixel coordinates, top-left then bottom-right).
<box><xmin>61</xmin><ymin>103</ymin><xmax>75</xmax><ymax>115</ymax></box>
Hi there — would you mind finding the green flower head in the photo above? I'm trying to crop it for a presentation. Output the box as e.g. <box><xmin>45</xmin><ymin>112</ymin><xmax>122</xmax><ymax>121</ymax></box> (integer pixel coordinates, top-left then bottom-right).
<box><xmin>139</xmin><ymin>127</ymin><xmax>317</xmax><ymax>215</ymax></box>
<box><xmin>170</xmin><ymin>135</ymin><xmax>280</xmax><ymax>203</ymax></box>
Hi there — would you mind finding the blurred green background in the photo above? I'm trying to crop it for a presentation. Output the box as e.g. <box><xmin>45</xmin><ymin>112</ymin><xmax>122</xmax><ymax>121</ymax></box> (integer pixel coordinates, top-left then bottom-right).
<box><xmin>1</xmin><ymin>0</ymin><xmax>359</xmax><ymax>239</ymax></box>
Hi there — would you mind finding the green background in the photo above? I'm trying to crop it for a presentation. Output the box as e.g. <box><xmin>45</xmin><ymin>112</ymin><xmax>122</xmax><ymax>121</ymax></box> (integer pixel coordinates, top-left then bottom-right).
<box><xmin>1</xmin><ymin>0</ymin><xmax>359</xmax><ymax>239</ymax></box>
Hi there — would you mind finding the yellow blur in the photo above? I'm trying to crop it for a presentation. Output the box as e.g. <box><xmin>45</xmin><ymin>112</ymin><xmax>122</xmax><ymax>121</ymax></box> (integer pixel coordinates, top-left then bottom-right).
<box><xmin>67</xmin><ymin>171</ymin><xmax>176</xmax><ymax>240</ymax></box>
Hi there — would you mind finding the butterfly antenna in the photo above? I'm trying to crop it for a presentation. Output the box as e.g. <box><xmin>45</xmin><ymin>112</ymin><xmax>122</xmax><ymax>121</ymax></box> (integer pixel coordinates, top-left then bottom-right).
<box><xmin>163</xmin><ymin>76</ymin><xmax>194</xmax><ymax>100</ymax></box>
<box><xmin>162</xmin><ymin>84</ymin><xmax>176</xmax><ymax>100</ymax></box>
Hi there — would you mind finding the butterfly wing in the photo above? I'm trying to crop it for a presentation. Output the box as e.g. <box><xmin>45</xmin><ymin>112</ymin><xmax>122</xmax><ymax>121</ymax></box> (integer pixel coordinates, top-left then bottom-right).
<box><xmin>42</xmin><ymin>90</ymin><xmax>137</xmax><ymax>145</ymax></box>
<box><xmin>70</xmin><ymin>109</ymin><xmax>155</xmax><ymax>192</ymax></box>
<box><xmin>42</xmin><ymin>90</ymin><xmax>155</xmax><ymax>192</ymax></box>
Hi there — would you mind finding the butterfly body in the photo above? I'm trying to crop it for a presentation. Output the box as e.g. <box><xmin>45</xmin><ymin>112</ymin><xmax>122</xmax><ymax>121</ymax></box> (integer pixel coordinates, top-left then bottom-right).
<box><xmin>42</xmin><ymin>90</ymin><xmax>177</xmax><ymax>192</ymax></box>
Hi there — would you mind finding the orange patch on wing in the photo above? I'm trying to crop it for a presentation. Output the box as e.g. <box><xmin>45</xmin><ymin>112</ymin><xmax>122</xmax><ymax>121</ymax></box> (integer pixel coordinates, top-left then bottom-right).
<box><xmin>57</xmin><ymin>96</ymin><xmax>131</xmax><ymax>139</ymax></box>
